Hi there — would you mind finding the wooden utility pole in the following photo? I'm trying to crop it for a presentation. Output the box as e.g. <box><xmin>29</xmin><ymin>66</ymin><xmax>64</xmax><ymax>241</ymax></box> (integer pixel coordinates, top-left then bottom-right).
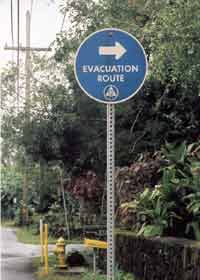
<box><xmin>17</xmin><ymin>0</ymin><xmax>20</xmax><ymax>106</ymax></box>
<box><xmin>25</xmin><ymin>10</ymin><xmax>31</xmax><ymax>116</ymax></box>
<box><xmin>23</xmin><ymin>10</ymin><xmax>31</xmax><ymax>225</ymax></box>
<box><xmin>60</xmin><ymin>169</ymin><xmax>70</xmax><ymax>240</ymax></box>
<box><xmin>5</xmin><ymin>10</ymin><xmax>51</xmax><ymax>225</ymax></box>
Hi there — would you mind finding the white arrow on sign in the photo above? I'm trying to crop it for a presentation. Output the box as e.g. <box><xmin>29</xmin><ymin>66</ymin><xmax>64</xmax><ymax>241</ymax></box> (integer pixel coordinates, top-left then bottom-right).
<box><xmin>99</xmin><ymin>42</ymin><xmax>127</xmax><ymax>60</ymax></box>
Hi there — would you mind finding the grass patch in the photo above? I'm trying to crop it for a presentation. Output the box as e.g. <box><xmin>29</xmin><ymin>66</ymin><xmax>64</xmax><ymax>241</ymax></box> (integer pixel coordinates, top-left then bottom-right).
<box><xmin>2</xmin><ymin>220</ymin><xmax>81</xmax><ymax>245</ymax></box>
<box><xmin>1</xmin><ymin>219</ymin><xmax>16</xmax><ymax>228</ymax></box>
<box><xmin>33</xmin><ymin>256</ymin><xmax>136</xmax><ymax>280</ymax></box>
<box><xmin>16</xmin><ymin>226</ymin><xmax>57</xmax><ymax>244</ymax></box>
<box><xmin>196</xmin><ymin>242</ymin><xmax>200</xmax><ymax>248</ymax></box>
<box><xmin>16</xmin><ymin>226</ymin><xmax>81</xmax><ymax>245</ymax></box>
<box><xmin>33</xmin><ymin>256</ymin><xmax>82</xmax><ymax>280</ymax></box>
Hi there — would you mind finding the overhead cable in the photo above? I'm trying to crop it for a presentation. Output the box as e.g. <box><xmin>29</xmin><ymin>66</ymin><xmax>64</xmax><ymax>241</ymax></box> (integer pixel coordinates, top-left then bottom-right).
<box><xmin>60</xmin><ymin>7</ymin><xmax>67</xmax><ymax>32</ymax></box>
<box><xmin>17</xmin><ymin>0</ymin><xmax>20</xmax><ymax>108</ymax></box>
<box><xmin>10</xmin><ymin>0</ymin><xmax>14</xmax><ymax>51</ymax></box>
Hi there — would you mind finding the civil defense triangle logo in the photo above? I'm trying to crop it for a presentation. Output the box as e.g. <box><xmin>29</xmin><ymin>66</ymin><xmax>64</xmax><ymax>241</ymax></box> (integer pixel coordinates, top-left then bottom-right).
<box><xmin>103</xmin><ymin>85</ymin><xmax>119</xmax><ymax>101</ymax></box>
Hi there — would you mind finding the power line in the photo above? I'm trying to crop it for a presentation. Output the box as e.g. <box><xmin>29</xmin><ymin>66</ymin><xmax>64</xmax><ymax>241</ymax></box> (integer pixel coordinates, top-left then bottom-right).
<box><xmin>10</xmin><ymin>0</ymin><xmax>14</xmax><ymax>47</ymax></box>
<box><xmin>17</xmin><ymin>0</ymin><xmax>20</xmax><ymax>108</ymax></box>
<box><xmin>30</xmin><ymin>0</ymin><xmax>34</xmax><ymax>29</ymax></box>
<box><xmin>60</xmin><ymin>7</ymin><xmax>67</xmax><ymax>32</ymax></box>
<box><xmin>10</xmin><ymin>0</ymin><xmax>14</xmax><ymax>64</ymax></box>
<box><xmin>30</xmin><ymin>0</ymin><xmax>34</xmax><ymax>17</ymax></box>
<box><xmin>41</xmin><ymin>4</ymin><xmax>67</xmax><ymax>60</ymax></box>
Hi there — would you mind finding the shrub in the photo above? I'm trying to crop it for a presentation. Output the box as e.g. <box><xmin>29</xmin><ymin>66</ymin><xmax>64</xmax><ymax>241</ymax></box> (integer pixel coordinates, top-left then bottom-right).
<box><xmin>120</xmin><ymin>141</ymin><xmax>200</xmax><ymax>240</ymax></box>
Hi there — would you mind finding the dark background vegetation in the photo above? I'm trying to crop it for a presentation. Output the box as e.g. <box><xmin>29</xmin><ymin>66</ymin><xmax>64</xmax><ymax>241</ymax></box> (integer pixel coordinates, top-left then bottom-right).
<box><xmin>1</xmin><ymin>0</ymin><xmax>200</xmax><ymax>242</ymax></box>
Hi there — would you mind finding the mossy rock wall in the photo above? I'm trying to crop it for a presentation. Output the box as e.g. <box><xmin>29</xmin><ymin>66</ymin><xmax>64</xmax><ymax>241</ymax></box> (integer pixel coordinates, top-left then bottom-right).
<box><xmin>116</xmin><ymin>233</ymin><xmax>200</xmax><ymax>280</ymax></box>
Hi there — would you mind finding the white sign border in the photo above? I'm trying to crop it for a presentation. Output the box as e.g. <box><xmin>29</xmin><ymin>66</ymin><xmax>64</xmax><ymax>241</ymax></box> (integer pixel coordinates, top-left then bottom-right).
<box><xmin>74</xmin><ymin>28</ymin><xmax>148</xmax><ymax>104</ymax></box>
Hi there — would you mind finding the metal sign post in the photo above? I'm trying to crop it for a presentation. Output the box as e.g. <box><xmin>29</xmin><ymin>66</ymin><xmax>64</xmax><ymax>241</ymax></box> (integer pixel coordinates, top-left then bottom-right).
<box><xmin>74</xmin><ymin>28</ymin><xmax>148</xmax><ymax>280</ymax></box>
<box><xmin>107</xmin><ymin>104</ymin><xmax>115</xmax><ymax>279</ymax></box>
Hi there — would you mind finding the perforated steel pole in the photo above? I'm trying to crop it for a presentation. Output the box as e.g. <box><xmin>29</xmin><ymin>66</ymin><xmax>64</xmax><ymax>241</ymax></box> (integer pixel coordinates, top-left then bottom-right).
<box><xmin>107</xmin><ymin>104</ymin><xmax>115</xmax><ymax>280</ymax></box>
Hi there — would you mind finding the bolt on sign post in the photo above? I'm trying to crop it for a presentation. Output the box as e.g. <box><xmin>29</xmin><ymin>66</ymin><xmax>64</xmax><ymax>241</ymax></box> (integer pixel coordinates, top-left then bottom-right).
<box><xmin>74</xmin><ymin>28</ymin><xmax>148</xmax><ymax>280</ymax></box>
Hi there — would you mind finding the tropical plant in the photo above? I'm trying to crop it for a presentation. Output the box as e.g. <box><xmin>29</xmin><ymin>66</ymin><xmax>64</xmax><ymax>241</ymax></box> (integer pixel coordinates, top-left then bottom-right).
<box><xmin>82</xmin><ymin>270</ymin><xmax>135</xmax><ymax>280</ymax></box>
<box><xmin>120</xmin><ymin>141</ymin><xmax>200</xmax><ymax>240</ymax></box>
<box><xmin>121</xmin><ymin>187</ymin><xmax>177</xmax><ymax>237</ymax></box>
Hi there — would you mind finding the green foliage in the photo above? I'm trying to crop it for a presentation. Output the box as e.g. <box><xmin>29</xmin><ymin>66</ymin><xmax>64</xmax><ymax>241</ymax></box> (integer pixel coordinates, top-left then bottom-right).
<box><xmin>43</xmin><ymin>199</ymin><xmax>78</xmax><ymax>238</ymax></box>
<box><xmin>1</xmin><ymin>166</ymin><xmax>23</xmax><ymax>219</ymax></box>
<box><xmin>121</xmin><ymin>188</ymin><xmax>176</xmax><ymax>237</ymax></box>
<box><xmin>82</xmin><ymin>273</ymin><xmax>106</xmax><ymax>280</ymax></box>
<box><xmin>120</xmin><ymin>142</ymin><xmax>200</xmax><ymax>240</ymax></box>
<box><xmin>15</xmin><ymin>225</ymin><xmax>57</xmax><ymax>244</ymax></box>
<box><xmin>147</xmin><ymin>0</ymin><xmax>200</xmax><ymax>89</ymax></box>
<box><xmin>163</xmin><ymin>142</ymin><xmax>187</xmax><ymax>164</ymax></box>
<box><xmin>186</xmin><ymin>192</ymin><xmax>200</xmax><ymax>216</ymax></box>
<box><xmin>82</xmin><ymin>270</ymin><xmax>135</xmax><ymax>280</ymax></box>
<box><xmin>116</xmin><ymin>271</ymin><xmax>135</xmax><ymax>280</ymax></box>
<box><xmin>0</xmin><ymin>162</ymin><xmax>61</xmax><ymax>223</ymax></box>
<box><xmin>115</xmin><ymin>267</ymin><xmax>135</xmax><ymax>280</ymax></box>
<box><xmin>2</xmin><ymin>0</ymin><xmax>200</xmax><ymax>244</ymax></box>
<box><xmin>14</xmin><ymin>206</ymin><xmax>35</xmax><ymax>226</ymax></box>
<box><xmin>137</xmin><ymin>224</ymin><xmax>164</xmax><ymax>237</ymax></box>
<box><xmin>2</xmin><ymin>0</ymin><xmax>200</xmax><ymax>181</ymax></box>
<box><xmin>44</xmin><ymin>203</ymin><xmax>67</xmax><ymax>236</ymax></box>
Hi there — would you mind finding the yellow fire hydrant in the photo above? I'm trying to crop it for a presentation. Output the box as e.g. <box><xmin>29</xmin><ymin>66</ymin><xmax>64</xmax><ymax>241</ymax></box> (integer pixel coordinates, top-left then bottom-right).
<box><xmin>54</xmin><ymin>237</ymin><xmax>67</xmax><ymax>269</ymax></box>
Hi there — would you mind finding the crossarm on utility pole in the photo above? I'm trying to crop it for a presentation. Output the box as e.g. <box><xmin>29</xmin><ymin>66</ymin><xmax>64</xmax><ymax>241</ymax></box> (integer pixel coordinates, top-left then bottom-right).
<box><xmin>4</xmin><ymin>45</ymin><xmax>52</xmax><ymax>52</ymax></box>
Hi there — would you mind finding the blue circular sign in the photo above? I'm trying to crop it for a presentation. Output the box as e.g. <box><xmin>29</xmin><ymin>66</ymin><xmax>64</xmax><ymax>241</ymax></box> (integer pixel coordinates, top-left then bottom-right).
<box><xmin>74</xmin><ymin>28</ymin><xmax>148</xmax><ymax>104</ymax></box>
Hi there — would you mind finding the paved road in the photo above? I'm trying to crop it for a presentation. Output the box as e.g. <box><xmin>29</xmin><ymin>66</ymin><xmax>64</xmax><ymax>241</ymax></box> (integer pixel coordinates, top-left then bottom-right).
<box><xmin>1</xmin><ymin>227</ymin><xmax>45</xmax><ymax>280</ymax></box>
